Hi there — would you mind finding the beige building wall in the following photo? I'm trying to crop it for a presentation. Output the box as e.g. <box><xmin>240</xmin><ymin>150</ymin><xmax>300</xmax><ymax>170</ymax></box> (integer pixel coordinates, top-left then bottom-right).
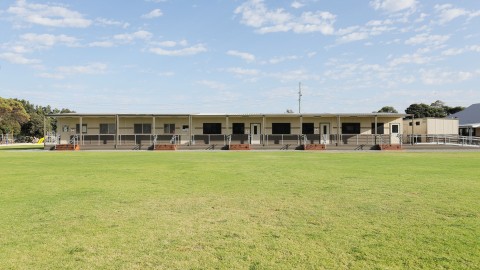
<box><xmin>426</xmin><ymin>118</ymin><xmax>458</xmax><ymax>134</ymax></box>
<box><xmin>403</xmin><ymin>118</ymin><xmax>459</xmax><ymax>135</ymax></box>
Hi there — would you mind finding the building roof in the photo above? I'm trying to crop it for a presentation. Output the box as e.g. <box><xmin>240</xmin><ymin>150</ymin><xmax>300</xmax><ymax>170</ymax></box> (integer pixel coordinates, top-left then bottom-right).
<box><xmin>448</xmin><ymin>103</ymin><xmax>480</xmax><ymax>126</ymax></box>
<box><xmin>48</xmin><ymin>112</ymin><xmax>409</xmax><ymax>118</ymax></box>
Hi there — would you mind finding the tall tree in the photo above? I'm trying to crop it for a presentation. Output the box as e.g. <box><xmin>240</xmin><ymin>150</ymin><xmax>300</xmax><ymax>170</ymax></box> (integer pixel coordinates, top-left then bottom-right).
<box><xmin>0</xmin><ymin>97</ymin><xmax>30</xmax><ymax>135</ymax></box>
<box><xmin>405</xmin><ymin>101</ymin><xmax>464</xmax><ymax>118</ymax></box>
<box><xmin>377</xmin><ymin>106</ymin><xmax>398</xmax><ymax>113</ymax></box>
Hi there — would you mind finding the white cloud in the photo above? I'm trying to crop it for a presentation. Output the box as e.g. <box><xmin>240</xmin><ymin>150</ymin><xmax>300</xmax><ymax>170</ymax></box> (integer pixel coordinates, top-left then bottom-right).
<box><xmin>291</xmin><ymin>1</ymin><xmax>304</xmax><ymax>9</ymax></box>
<box><xmin>7</xmin><ymin>0</ymin><xmax>92</xmax><ymax>28</ymax></box>
<box><xmin>0</xmin><ymin>52</ymin><xmax>40</xmax><ymax>65</ymax></box>
<box><xmin>266</xmin><ymin>55</ymin><xmax>298</xmax><ymax>64</ymax></box>
<box><xmin>370</xmin><ymin>0</ymin><xmax>417</xmax><ymax>13</ymax></box>
<box><xmin>434</xmin><ymin>4</ymin><xmax>468</xmax><ymax>24</ymax></box>
<box><xmin>420</xmin><ymin>69</ymin><xmax>478</xmax><ymax>85</ymax></box>
<box><xmin>389</xmin><ymin>53</ymin><xmax>431</xmax><ymax>66</ymax></box>
<box><xmin>335</xmin><ymin>19</ymin><xmax>395</xmax><ymax>44</ymax></box>
<box><xmin>235</xmin><ymin>0</ymin><xmax>335</xmax><ymax>35</ymax></box>
<box><xmin>227</xmin><ymin>50</ymin><xmax>255</xmax><ymax>62</ymax></box>
<box><xmin>57</xmin><ymin>63</ymin><xmax>107</xmax><ymax>75</ymax></box>
<box><xmin>441</xmin><ymin>45</ymin><xmax>480</xmax><ymax>56</ymax></box>
<box><xmin>196</xmin><ymin>80</ymin><xmax>227</xmax><ymax>90</ymax></box>
<box><xmin>337</xmin><ymin>32</ymin><xmax>369</xmax><ymax>43</ymax></box>
<box><xmin>227</xmin><ymin>67</ymin><xmax>260</xmax><ymax>76</ymax></box>
<box><xmin>95</xmin><ymin>18</ymin><xmax>129</xmax><ymax>29</ymax></box>
<box><xmin>149</xmin><ymin>44</ymin><xmax>207</xmax><ymax>56</ymax></box>
<box><xmin>142</xmin><ymin>9</ymin><xmax>163</xmax><ymax>19</ymax></box>
<box><xmin>88</xmin><ymin>41</ymin><xmax>115</xmax><ymax>48</ymax></box>
<box><xmin>405</xmin><ymin>33</ymin><xmax>449</xmax><ymax>46</ymax></box>
<box><xmin>20</xmin><ymin>33</ymin><xmax>79</xmax><ymax>48</ymax></box>
<box><xmin>155</xmin><ymin>41</ymin><xmax>177</xmax><ymax>47</ymax></box>
<box><xmin>114</xmin><ymin>30</ymin><xmax>153</xmax><ymax>42</ymax></box>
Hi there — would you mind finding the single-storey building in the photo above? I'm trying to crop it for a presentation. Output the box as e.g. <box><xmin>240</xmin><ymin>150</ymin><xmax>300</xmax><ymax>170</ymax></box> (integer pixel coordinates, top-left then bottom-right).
<box><xmin>448</xmin><ymin>103</ymin><xmax>480</xmax><ymax>137</ymax></box>
<box><xmin>46</xmin><ymin>112</ymin><xmax>409</xmax><ymax>150</ymax></box>
<box><xmin>403</xmin><ymin>118</ymin><xmax>459</xmax><ymax>143</ymax></box>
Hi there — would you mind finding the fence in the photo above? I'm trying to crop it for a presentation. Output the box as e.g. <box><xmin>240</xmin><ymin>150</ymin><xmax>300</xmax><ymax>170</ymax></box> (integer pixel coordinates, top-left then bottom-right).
<box><xmin>406</xmin><ymin>134</ymin><xmax>480</xmax><ymax>146</ymax></box>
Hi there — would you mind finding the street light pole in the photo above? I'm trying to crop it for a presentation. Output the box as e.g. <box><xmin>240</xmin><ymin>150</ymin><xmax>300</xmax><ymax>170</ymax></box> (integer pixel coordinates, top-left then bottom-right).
<box><xmin>298</xmin><ymin>82</ymin><xmax>302</xmax><ymax>114</ymax></box>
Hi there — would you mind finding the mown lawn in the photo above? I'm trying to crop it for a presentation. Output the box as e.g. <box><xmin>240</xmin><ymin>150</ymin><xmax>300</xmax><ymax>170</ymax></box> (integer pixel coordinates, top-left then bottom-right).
<box><xmin>0</xmin><ymin>151</ymin><xmax>479</xmax><ymax>269</ymax></box>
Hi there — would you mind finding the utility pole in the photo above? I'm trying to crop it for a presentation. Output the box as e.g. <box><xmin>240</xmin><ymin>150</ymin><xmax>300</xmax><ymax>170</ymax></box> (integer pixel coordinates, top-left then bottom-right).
<box><xmin>298</xmin><ymin>82</ymin><xmax>302</xmax><ymax>114</ymax></box>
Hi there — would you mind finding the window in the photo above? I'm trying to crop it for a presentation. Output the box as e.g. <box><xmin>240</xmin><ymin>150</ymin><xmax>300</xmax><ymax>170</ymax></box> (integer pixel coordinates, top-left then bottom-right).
<box><xmin>182</xmin><ymin>125</ymin><xmax>189</xmax><ymax>131</ymax></box>
<box><xmin>342</xmin><ymin>123</ymin><xmax>360</xmax><ymax>134</ymax></box>
<box><xmin>409</xmin><ymin>122</ymin><xmax>412</xmax><ymax>126</ymax></box>
<box><xmin>76</xmin><ymin>124</ymin><xmax>87</xmax><ymax>134</ymax></box>
<box><xmin>203</xmin><ymin>123</ymin><xmax>222</xmax><ymax>134</ymax></box>
<box><xmin>100</xmin><ymin>123</ymin><xmax>116</xmax><ymax>134</ymax></box>
<box><xmin>391</xmin><ymin>124</ymin><xmax>399</xmax><ymax>133</ymax></box>
<box><xmin>371</xmin><ymin>123</ymin><xmax>384</xmax><ymax>134</ymax></box>
<box><xmin>164</xmin><ymin>124</ymin><xmax>175</xmax><ymax>134</ymax></box>
<box><xmin>134</xmin><ymin>123</ymin><xmax>152</xmax><ymax>134</ymax></box>
<box><xmin>272</xmin><ymin>123</ymin><xmax>291</xmax><ymax>134</ymax></box>
<box><xmin>302</xmin><ymin>123</ymin><xmax>314</xmax><ymax>134</ymax></box>
<box><xmin>416</xmin><ymin>121</ymin><xmax>421</xmax><ymax>126</ymax></box>
<box><xmin>232</xmin><ymin>123</ymin><xmax>245</xmax><ymax>134</ymax></box>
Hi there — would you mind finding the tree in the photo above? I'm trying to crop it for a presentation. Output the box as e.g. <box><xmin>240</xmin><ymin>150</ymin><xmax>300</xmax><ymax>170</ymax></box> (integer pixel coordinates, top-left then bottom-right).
<box><xmin>0</xmin><ymin>97</ymin><xmax>30</xmax><ymax>135</ymax></box>
<box><xmin>377</xmin><ymin>106</ymin><xmax>398</xmax><ymax>113</ymax></box>
<box><xmin>14</xmin><ymin>99</ymin><xmax>76</xmax><ymax>137</ymax></box>
<box><xmin>445</xmin><ymin>106</ymin><xmax>464</xmax><ymax>115</ymax></box>
<box><xmin>405</xmin><ymin>103</ymin><xmax>439</xmax><ymax>118</ymax></box>
<box><xmin>405</xmin><ymin>101</ymin><xmax>464</xmax><ymax>118</ymax></box>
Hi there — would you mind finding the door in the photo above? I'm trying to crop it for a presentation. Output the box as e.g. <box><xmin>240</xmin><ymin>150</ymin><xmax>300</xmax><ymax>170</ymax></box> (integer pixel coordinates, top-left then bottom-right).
<box><xmin>250</xmin><ymin>123</ymin><xmax>261</xmax><ymax>144</ymax></box>
<box><xmin>320</xmin><ymin>123</ymin><xmax>330</xmax><ymax>144</ymax></box>
<box><xmin>390</xmin><ymin>123</ymin><xmax>400</xmax><ymax>144</ymax></box>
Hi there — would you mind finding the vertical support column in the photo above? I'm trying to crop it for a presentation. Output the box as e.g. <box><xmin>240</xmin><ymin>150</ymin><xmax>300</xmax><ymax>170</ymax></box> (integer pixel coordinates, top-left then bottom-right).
<box><xmin>79</xmin><ymin>116</ymin><xmax>83</xmax><ymax>146</ymax></box>
<box><xmin>336</xmin><ymin>115</ymin><xmax>341</xmax><ymax>146</ymax></box>
<box><xmin>374</xmin><ymin>115</ymin><xmax>378</xmax><ymax>145</ymax></box>
<box><xmin>115</xmin><ymin>114</ymin><xmax>119</xmax><ymax>149</ymax></box>
<box><xmin>411</xmin><ymin>115</ymin><xmax>415</xmax><ymax>145</ymax></box>
<box><xmin>189</xmin><ymin>115</ymin><xmax>193</xmax><ymax>145</ymax></box>
<box><xmin>300</xmin><ymin>115</ymin><xmax>303</xmax><ymax>135</ymax></box>
<box><xmin>152</xmin><ymin>115</ymin><xmax>156</xmax><ymax>145</ymax></box>
<box><xmin>262</xmin><ymin>115</ymin><xmax>266</xmax><ymax>145</ymax></box>
<box><xmin>152</xmin><ymin>116</ymin><xmax>156</xmax><ymax>135</ymax></box>
<box><xmin>225</xmin><ymin>115</ymin><xmax>229</xmax><ymax>135</ymax></box>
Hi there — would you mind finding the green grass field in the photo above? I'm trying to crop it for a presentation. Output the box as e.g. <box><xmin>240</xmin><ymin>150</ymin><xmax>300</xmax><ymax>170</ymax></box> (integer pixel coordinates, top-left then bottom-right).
<box><xmin>1</xmin><ymin>151</ymin><xmax>479</xmax><ymax>269</ymax></box>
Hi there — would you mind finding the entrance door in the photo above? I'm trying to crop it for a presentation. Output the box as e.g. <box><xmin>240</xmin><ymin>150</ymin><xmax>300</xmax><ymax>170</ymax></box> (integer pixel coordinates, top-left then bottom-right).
<box><xmin>390</xmin><ymin>123</ymin><xmax>400</xmax><ymax>144</ymax></box>
<box><xmin>320</xmin><ymin>123</ymin><xmax>330</xmax><ymax>144</ymax></box>
<box><xmin>250</xmin><ymin>124</ymin><xmax>261</xmax><ymax>144</ymax></box>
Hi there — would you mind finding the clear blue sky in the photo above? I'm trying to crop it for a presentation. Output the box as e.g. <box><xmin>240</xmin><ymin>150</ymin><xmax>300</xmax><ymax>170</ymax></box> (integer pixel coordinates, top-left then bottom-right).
<box><xmin>0</xmin><ymin>0</ymin><xmax>479</xmax><ymax>113</ymax></box>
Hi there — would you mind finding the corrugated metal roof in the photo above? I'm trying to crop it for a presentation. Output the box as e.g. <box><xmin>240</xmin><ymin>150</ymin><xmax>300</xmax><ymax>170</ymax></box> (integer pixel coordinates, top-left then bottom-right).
<box><xmin>48</xmin><ymin>112</ymin><xmax>408</xmax><ymax>117</ymax></box>
<box><xmin>448</xmin><ymin>103</ymin><xmax>480</xmax><ymax>125</ymax></box>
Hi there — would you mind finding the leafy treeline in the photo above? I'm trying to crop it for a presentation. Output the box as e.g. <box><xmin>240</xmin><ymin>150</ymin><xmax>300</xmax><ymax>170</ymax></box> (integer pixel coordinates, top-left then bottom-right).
<box><xmin>405</xmin><ymin>100</ymin><xmax>464</xmax><ymax>118</ymax></box>
<box><xmin>378</xmin><ymin>100</ymin><xmax>464</xmax><ymax>118</ymax></box>
<box><xmin>0</xmin><ymin>96</ymin><xmax>74</xmax><ymax>137</ymax></box>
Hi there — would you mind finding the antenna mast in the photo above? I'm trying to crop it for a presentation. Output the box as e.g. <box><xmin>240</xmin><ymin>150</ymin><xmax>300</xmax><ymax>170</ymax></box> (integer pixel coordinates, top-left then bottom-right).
<box><xmin>298</xmin><ymin>82</ymin><xmax>302</xmax><ymax>114</ymax></box>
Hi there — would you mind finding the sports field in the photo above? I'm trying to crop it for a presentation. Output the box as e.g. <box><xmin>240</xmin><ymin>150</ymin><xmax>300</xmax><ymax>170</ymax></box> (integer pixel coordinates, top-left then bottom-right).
<box><xmin>1</xmin><ymin>151</ymin><xmax>479</xmax><ymax>269</ymax></box>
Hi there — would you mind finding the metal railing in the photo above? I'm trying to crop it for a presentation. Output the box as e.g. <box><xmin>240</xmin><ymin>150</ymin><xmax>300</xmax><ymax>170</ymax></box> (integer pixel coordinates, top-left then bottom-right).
<box><xmin>190</xmin><ymin>134</ymin><xmax>228</xmax><ymax>145</ymax></box>
<box><xmin>57</xmin><ymin>132</ymin><xmax>413</xmax><ymax>147</ymax></box>
<box><xmin>406</xmin><ymin>134</ymin><xmax>480</xmax><ymax>146</ymax></box>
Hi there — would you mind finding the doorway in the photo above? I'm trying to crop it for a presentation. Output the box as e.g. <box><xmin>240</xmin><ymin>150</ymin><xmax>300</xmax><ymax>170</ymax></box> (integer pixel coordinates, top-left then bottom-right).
<box><xmin>320</xmin><ymin>123</ymin><xmax>330</xmax><ymax>144</ymax></box>
<box><xmin>250</xmin><ymin>123</ymin><xmax>261</xmax><ymax>144</ymax></box>
<box><xmin>390</xmin><ymin>123</ymin><xmax>400</xmax><ymax>144</ymax></box>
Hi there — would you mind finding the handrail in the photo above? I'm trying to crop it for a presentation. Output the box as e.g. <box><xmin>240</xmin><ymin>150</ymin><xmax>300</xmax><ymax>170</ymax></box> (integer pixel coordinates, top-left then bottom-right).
<box><xmin>406</xmin><ymin>134</ymin><xmax>480</xmax><ymax>146</ymax></box>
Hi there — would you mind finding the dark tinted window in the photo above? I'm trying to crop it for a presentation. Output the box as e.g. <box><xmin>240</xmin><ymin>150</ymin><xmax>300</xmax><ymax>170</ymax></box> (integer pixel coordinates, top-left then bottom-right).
<box><xmin>232</xmin><ymin>123</ymin><xmax>245</xmax><ymax>134</ymax></box>
<box><xmin>342</xmin><ymin>123</ymin><xmax>360</xmax><ymax>134</ymax></box>
<box><xmin>302</xmin><ymin>123</ymin><xmax>314</xmax><ymax>134</ymax></box>
<box><xmin>272</xmin><ymin>123</ymin><xmax>291</xmax><ymax>134</ymax></box>
<box><xmin>203</xmin><ymin>123</ymin><xmax>222</xmax><ymax>134</ymax></box>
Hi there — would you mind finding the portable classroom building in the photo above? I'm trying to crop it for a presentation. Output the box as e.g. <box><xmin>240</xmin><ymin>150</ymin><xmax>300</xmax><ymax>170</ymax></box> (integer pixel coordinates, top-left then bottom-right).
<box><xmin>47</xmin><ymin>113</ymin><xmax>408</xmax><ymax>150</ymax></box>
